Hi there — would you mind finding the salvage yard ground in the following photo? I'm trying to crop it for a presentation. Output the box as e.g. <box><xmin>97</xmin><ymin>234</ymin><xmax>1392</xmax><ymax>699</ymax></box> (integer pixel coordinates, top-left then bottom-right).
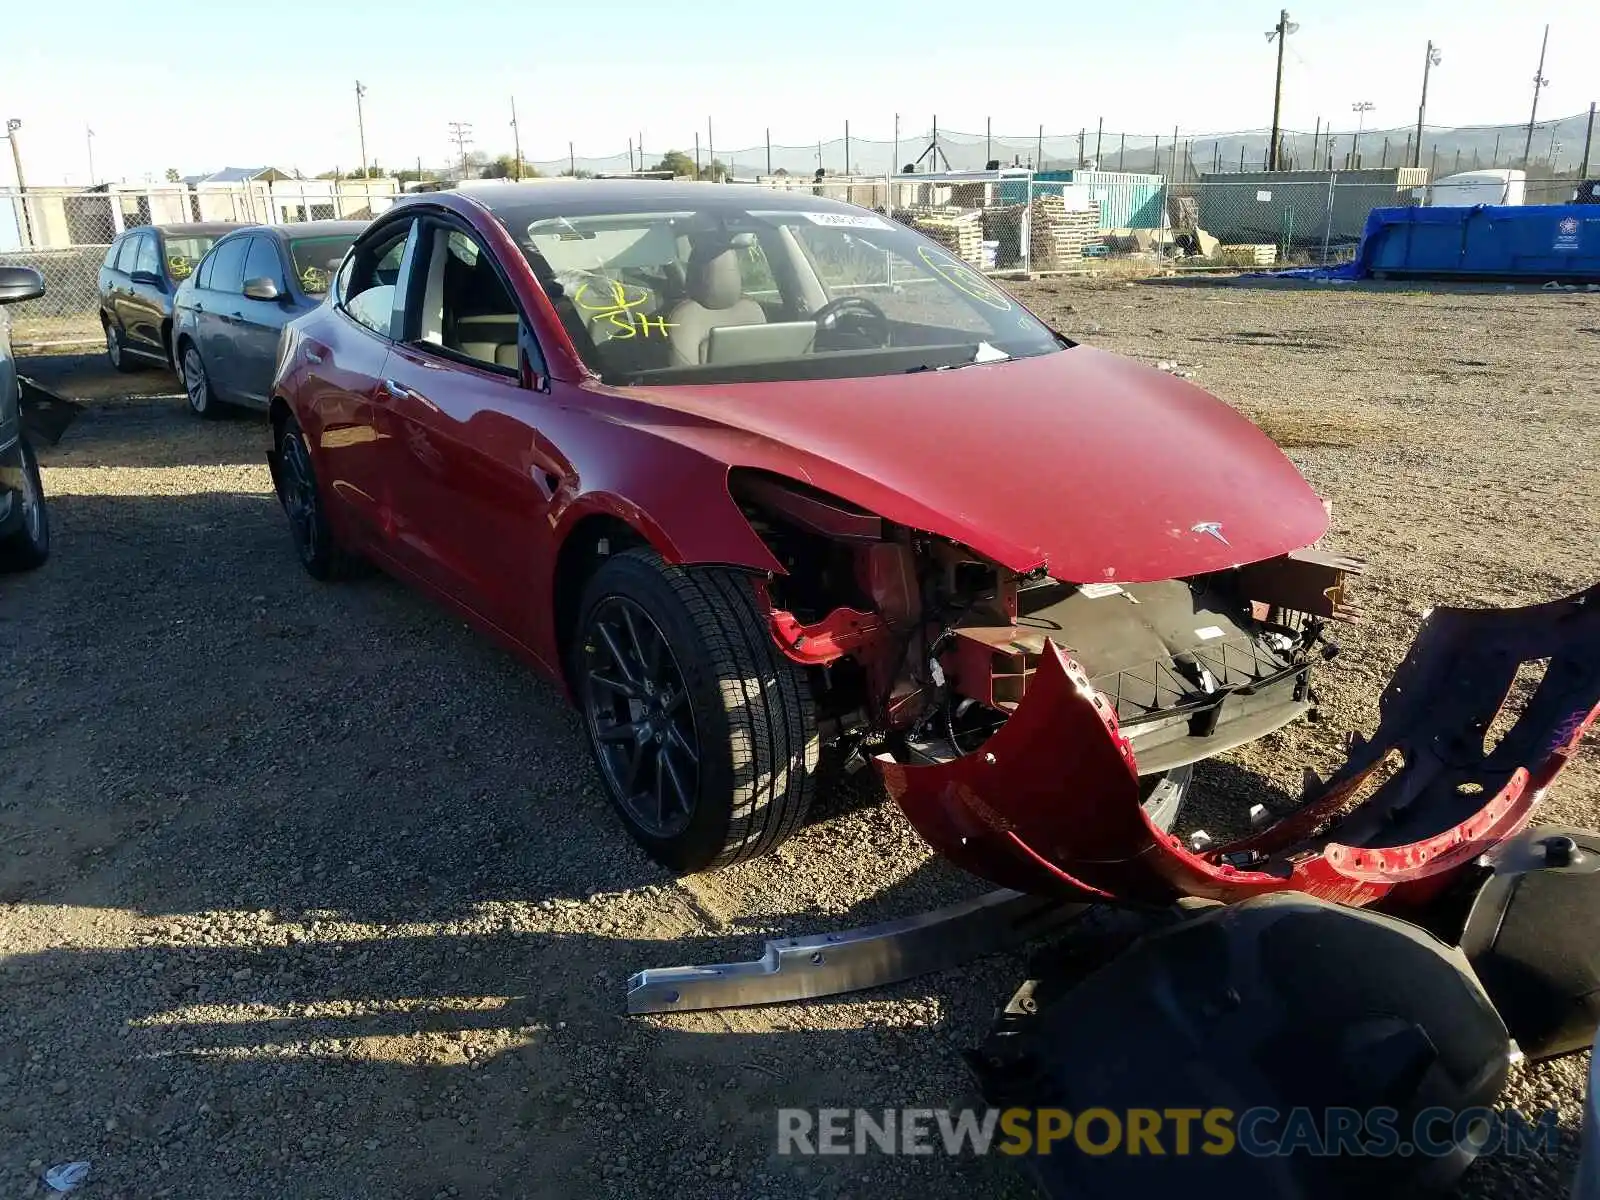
<box><xmin>1</xmin><ymin>280</ymin><xmax>1597</xmax><ymax>1200</ymax></box>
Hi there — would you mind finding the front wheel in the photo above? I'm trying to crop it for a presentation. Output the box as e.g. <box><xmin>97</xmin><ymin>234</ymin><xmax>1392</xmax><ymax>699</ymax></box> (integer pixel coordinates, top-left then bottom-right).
<box><xmin>0</xmin><ymin>438</ymin><xmax>51</xmax><ymax>572</ymax></box>
<box><xmin>274</xmin><ymin>415</ymin><xmax>363</xmax><ymax>580</ymax></box>
<box><xmin>181</xmin><ymin>343</ymin><xmax>222</xmax><ymax>419</ymax></box>
<box><xmin>574</xmin><ymin>548</ymin><xmax>819</xmax><ymax>873</ymax></box>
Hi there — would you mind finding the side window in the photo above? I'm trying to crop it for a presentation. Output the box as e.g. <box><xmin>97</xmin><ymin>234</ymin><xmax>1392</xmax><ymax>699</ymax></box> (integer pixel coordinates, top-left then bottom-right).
<box><xmin>113</xmin><ymin>234</ymin><xmax>142</xmax><ymax>272</ymax></box>
<box><xmin>342</xmin><ymin>220</ymin><xmax>413</xmax><ymax>338</ymax></box>
<box><xmin>207</xmin><ymin>237</ymin><xmax>249</xmax><ymax>294</ymax></box>
<box><xmin>196</xmin><ymin>247</ymin><xmax>216</xmax><ymax>290</ymax></box>
<box><xmin>134</xmin><ymin>235</ymin><xmax>160</xmax><ymax>277</ymax></box>
<box><xmin>737</xmin><ymin>237</ymin><xmax>779</xmax><ymax>300</ymax></box>
<box><xmin>103</xmin><ymin>240</ymin><xmax>121</xmax><ymax>270</ymax></box>
<box><xmin>243</xmin><ymin>237</ymin><xmax>284</xmax><ymax>288</ymax></box>
<box><xmin>417</xmin><ymin>225</ymin><xmax>521</xmax><ymax>372</ymax></box>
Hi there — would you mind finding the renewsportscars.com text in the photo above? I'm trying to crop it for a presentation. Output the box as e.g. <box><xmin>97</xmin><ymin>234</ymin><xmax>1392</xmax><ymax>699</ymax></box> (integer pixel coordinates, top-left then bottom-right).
<box><xmin>777</xmin><ymin>1106</ymin><xmax>1559</xmax><ymax>1159</ymax></box>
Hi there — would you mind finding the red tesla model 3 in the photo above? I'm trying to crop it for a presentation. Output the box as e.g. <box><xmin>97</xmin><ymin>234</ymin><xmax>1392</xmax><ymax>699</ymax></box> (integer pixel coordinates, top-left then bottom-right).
<box><xmin>268</xmin><ymin>180</ymin><xmax>1347</xmax><ymax>879</ymax></box>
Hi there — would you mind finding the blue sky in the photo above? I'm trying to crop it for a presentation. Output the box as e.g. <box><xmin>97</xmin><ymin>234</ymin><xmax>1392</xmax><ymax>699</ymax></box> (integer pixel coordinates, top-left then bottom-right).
<box><xmin>3</xmin><ymin>0</ymin><xmax>1595</xmax><ymax>184</ymax></box>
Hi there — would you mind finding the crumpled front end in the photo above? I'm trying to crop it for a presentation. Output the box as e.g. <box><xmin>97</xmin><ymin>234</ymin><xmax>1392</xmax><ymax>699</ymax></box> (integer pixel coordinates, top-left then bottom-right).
<box><xmin>879</xmin><ymin>583</ymin><xmax>1600</xmax><ymax>907</ymax></box>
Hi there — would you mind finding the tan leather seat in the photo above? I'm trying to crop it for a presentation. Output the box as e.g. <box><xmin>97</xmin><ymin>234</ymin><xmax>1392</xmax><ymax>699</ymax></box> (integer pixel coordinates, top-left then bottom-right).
<box><xmin>455</xmin><ymin>314</ymin><xmax>519</xmax><ymax>368</ymax></box>
<box><xmin>666</xmin><ymin>241</ymin><xmax>765</xmax><ymax>367</ymax></box>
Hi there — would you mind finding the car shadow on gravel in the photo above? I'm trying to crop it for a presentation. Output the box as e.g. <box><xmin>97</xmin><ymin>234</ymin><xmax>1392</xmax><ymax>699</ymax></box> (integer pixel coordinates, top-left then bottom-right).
<box><xmin>0</xmin><ymin>924</ymin><xmax>1029</xmax><ymax>1200</ymax></box>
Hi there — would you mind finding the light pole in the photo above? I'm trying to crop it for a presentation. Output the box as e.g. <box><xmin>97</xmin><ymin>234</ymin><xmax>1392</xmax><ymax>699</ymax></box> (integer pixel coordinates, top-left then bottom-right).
<box><xmin>1414</xmin><ymin>41</ymin><xmax>1441</xmax><ymax>168</ymax></box>
<box><xmin>355</xmin><ymin>81</ymin><xmax>369</xmax><ymax>177</ymax></box>
<box><xmin>1522</xmin><ymin>24</ymin><xmax>1549</xmax><ymax>168</ymax></box>
<box><xmin>6</xmin><ymin>118</ymin><xmax>31</xmax><ymax>248</ymax></box>
<box><xmin>1264</xmin><ymin>10</ymin><xmax>1300</xmax><ymax>172</ymax></box>
<box><xmin>86</xmin><ymin>125</ymin><xmax>96</xmax><ymax>186</ymax></box>
<box><xmin>1351</xmin><ymin>101</ymin><xmax>1374</xmax><ymax>168</ymax></box>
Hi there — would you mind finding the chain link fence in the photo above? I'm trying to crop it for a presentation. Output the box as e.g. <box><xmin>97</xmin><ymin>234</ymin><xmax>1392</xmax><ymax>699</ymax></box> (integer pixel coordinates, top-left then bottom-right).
<box><xmin>0</xmin><ymin>183</ymin><xmax>398</xmax><ymax>349</ymax></box>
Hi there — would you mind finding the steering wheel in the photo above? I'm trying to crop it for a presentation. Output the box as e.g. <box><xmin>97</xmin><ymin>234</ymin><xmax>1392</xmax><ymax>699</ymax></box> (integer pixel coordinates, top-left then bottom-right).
<box><xmin>812</xmin><ymin>295</ymin><xmax>889</xmax><ymax>341</ymax></box>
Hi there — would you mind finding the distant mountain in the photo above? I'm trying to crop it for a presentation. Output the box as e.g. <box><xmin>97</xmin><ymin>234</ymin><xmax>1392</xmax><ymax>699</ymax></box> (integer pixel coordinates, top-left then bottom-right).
<box><xmin>524</xmin><ymin>111</ymin><xmax>1595</xmax><ymax>181</ymax></box>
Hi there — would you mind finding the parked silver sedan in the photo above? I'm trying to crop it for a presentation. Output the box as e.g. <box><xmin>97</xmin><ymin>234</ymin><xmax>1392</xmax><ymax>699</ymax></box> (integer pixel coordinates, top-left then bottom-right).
<box><xmin>171</xmin><ymin>220</ymin><xmax>366</xmax><ymax>416</ymax></box>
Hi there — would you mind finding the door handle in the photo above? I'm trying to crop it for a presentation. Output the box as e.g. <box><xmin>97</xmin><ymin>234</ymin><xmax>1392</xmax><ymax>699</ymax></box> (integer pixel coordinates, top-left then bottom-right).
<box><xmin>381</xmin><ymin>378</ymin><xmax>421</xmax><ymax>402</ymax></box>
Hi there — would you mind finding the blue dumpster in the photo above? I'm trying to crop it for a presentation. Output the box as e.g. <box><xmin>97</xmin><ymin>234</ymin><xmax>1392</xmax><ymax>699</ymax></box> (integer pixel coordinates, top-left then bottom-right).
<box><xmin>1357</xmin><ymin>205</ymin><xmax>1600</xmax><ymax>282</ymax></box>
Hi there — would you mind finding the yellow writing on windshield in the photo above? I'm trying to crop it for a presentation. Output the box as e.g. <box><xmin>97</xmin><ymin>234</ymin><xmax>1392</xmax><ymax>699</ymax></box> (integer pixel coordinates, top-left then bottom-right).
<box><xmin>916</xmin><ymin>246</ymin><xmax>1013</xmax><ymax>312</ymax></box>
<box><xmin>573</xmin><ymin>278</ymin><xmax>675</xmax><ymax>339</ymax></box>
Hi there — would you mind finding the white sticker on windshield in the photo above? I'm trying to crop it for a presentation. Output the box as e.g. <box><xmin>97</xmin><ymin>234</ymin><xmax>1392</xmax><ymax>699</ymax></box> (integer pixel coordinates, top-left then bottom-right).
<box><xmin>800</xmin><ymin>211</ymin><xmax>893</xmax><ymax>230</ymax></box>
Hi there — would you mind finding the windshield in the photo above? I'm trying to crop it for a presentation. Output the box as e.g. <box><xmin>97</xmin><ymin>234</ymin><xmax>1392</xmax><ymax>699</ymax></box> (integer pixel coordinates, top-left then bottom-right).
<box><xmin>163</xmin><ymin>236</ymin><xmax>220</xmax><ymax>282</ymax></box>
<box><xmin>289</xmin><ymin>235</ymin><xmax>358</xmax><ymax>295</ymax></box>
<box><xmin>514</xmin><ymin>203</ymin><xmax>1064</xmax><ymax>385</ymax></box>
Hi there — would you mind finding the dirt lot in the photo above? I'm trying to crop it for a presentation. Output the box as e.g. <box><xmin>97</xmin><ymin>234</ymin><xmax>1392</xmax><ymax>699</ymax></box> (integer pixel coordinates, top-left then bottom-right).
<box><xmin>2</xmin><ymin>280</ymin><xmax>1597</xmax><ymax>1200</ymax></box>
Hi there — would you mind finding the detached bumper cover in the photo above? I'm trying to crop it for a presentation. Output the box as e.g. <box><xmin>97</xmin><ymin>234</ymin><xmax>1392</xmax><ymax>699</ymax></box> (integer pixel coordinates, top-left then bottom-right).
<box><xmin>879</xmin><ymin>583</ymin><xmax>1600</xmax><ymax>906</ymax></box>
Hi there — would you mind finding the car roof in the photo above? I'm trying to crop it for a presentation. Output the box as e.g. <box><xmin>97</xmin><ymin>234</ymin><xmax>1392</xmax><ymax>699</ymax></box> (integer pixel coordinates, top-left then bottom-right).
<box><xmin>253</xmin><ymin>220</ymin><xmax>370</xmax><ymax>242</ymax></box>
<box><xmin>437</xmin><ymin>179</ymin><xmax>869</xmax><ymax>222</ymax></box>
<box><xmin>143</xmin><ymin>222</ymin><xmax>243</xmax><ymax>238</ymax></box>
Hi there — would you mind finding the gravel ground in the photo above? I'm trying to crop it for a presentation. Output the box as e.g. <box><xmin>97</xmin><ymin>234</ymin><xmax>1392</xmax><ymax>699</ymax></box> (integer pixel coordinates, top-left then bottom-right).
<box><xmin>2</xmin><ymin>279</ymin><xmax>1597</xmax><ymax>1200</ymax></box>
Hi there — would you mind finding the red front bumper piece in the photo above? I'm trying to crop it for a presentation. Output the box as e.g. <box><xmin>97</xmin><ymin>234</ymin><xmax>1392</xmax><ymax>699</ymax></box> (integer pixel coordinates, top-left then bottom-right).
<box><xmin>879</xmin><ymin>583</ymin><xmax>1600</xmax><ymax>907</ymax></box>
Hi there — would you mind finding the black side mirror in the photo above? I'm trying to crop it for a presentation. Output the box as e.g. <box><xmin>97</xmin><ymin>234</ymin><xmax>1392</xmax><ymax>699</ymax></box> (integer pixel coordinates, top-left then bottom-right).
<box><xmin>0</xmin><ymin>265</ymin><xmax>46</xmax><ymax>305</ymax></box>
<box><xmin>129</xmin><ymin>269</ymin><xmax>164</xmax><ymax>288</ymax></box>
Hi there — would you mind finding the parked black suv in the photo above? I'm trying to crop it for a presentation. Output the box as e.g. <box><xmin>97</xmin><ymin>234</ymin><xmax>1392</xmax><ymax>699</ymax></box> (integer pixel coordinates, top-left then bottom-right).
<box><xmin>0</xmin><ymin>265</ymin><xmax>50</xmax><ymax>571</ymax></box>
<box><xmin>97</xmin><ymin>223</ymin><xmax>241</xmax><ymax>371</ymax></box>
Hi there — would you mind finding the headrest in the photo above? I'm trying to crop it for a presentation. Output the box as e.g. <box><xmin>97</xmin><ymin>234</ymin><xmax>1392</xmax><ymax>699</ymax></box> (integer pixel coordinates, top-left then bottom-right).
<box><xmin>686</xmin><ymin>240</ymin><xmax>744</xmax><ymax>310</ymax></box>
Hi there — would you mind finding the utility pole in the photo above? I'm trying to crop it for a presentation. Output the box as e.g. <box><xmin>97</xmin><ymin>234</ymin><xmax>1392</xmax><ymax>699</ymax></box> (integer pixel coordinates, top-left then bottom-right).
<box><xmin>510</xmin><ymin>96</ymin><xmax>522</xmax><ymax>180</ymax></box>
<box><xmin>1582</xmin><ymin>102</ymin><xmax>1596</xmax><ymax>180</ymax></box>
<box><xmin>765</xmin><ymin>128</ymin><xmax>771</xmax><ymax>177</ymax></box>
<box><xmin>1095</xmin><ymin>117</ymin><xmax>1103</xmax><ymax>167</ymax></box>
<box><xmin>1035</xmin><ymin>125</ymin><xmax>1043</xmax><ymax>172</ymax></box>
<box><xmin>355</xmin><ymin>81</ymin><xmax>369</xmax><ymax>176</ymax></box>
<box><xmin>86</xmin><ymin>125</ymin><xmax>96</xmax><ymax>186</ymax></box>
<box><xmin>695</xmin><ymin>132</ymin><xmax>701</xmax><ymax>179</ymax></box>
<box><xmin>845</xmin><ymin>119</ymin><xmax>851</xmax><ymax>175</ymax></box>
<box><xmin>447</xmin><ymin>121</ymin><xmax>472</xmax><ymax>178</ymax></box>
<box><xmin>628</xmin><ymin>137</ymin><xmax>634</xmax><ymax>173</ymax></box>
<box><xmin>568</xmin><ymin>141</ymin><xmax>575</xmax><ymax>177</ymax></box>
<box><xmin>892</xmin><ymin>113</ymin><xmax>900</xmax><ymax>175</ymax></box>
<box><xmin>1265</xmin><ymin>10</ymin><xmax>1299</xmax><ymax>171</ymax></box>
<box><xmin>1078</xmin><ymin>128</ymin><xmax>1085</xmax><ymax>169</ymax></box>
<box><xmin>6</xmin><ymin>119</ymin><xmax>31</xmax><ymax>248</ymax></box>
<box><xmin>985</xmin><ymin>117</ymin><xmax>991</xmax><ymax>168</ymax></box>
<box><xmin>1522</xmin><ymin>24</ymin><xmax>1550</xmax><ymax>168</ymax></box>
<box><xmin>707</xmin><ymin>117</ymin><xmax>715</xmax><ymax>179</ymax></box>
<box><xmin>1413</xmin><ymin>41</ymin><xmax>1441</xmax><ymax>168</ymax></box>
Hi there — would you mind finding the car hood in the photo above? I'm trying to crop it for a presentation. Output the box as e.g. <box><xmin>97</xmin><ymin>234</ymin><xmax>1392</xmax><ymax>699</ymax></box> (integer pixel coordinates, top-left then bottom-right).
<box><xmin>600</xmin><ymin>346</ymin><xmax>1329</xmax><ymax>583</ymax></box>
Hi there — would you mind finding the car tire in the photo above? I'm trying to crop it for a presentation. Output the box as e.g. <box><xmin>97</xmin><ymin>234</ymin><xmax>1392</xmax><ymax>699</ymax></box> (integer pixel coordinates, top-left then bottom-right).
<box><xmin>180</xmin><ymin>342</ymin><xmax>222</xmax><ymax>419</ymax></box>
<box><xmin>0</xmin><ymin>438</ymin><xmax>51</xmax><ymax>572</ymax></box>
<box><xmin>573</xmin><ymin>547</ymin><xmax>820</xmax><ymax>873</ymax></box>
<box><xmin>105</xmin><ymin>321</ymin><xmax>139</xmax><ymax>373</ymax></box>
<box><xmin>275</xmin><ymin>414</ymin><xmax>363</xmax><ymax>581</ymax></box>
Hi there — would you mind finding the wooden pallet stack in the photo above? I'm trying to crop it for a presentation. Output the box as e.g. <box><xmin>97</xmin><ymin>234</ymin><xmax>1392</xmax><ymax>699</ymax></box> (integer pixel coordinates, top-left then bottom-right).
<box><xmin>1026</xmin><ymin>194</ymin><xmax>1103</xmax><ymax>267</ymax></box>
<box><xmin>906</xmin><ymin>209</ymin><xmax>985</xmax><ymax>266</ymax></box>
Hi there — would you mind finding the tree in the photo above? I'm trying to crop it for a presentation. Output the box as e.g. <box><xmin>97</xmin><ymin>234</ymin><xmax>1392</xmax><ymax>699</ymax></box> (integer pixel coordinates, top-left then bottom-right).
<box><xmin>559</xmin><ymin>168</ymin><xmax>595</xmax><ymax>179</ymax></box>
<box><xmin>651</xmin><ymin>150</ymin><xmax>696</xmax><ymax>179</ymax></box>
<box><xmin>480</xmin><ymin>153</ymin><xmax>541</xmax><ymax>180</ymax></box>
<box><xmin>164</xmin><ymin>167</ymin><xmax>180</xmax><ymax>183</ymax></box>
<box><xmin>698</xmin><ymin>158</ymin><xmax>729</xmax><ymax>182</ymax></box>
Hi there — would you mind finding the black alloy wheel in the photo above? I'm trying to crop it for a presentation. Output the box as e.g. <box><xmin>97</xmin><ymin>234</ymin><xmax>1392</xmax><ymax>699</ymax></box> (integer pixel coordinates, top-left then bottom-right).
<box><xmin>580</xmin><ymin>595</ymin><xmax>700</xmax><ymax>839</ymax></box>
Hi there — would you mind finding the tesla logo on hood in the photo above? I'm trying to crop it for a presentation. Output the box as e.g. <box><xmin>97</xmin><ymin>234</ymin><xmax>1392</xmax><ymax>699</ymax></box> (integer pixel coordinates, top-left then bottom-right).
<box><xmin>1191</xmin><ymin>521</ymin><xmax>1229</xmax><ymax>545</ymax></box>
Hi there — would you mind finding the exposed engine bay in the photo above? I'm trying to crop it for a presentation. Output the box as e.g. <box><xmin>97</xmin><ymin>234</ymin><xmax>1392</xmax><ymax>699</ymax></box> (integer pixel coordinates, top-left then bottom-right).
<box><xmin>731</xmin><ymin>467</ymin><xmax>1360</xmax><ymax>778</ymax></box>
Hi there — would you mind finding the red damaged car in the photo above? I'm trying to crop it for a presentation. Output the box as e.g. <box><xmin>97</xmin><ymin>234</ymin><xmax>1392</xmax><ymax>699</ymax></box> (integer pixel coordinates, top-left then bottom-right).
<box><xmin>267</xmin><ymin>181</ymin><xmax>1361</xmax><ymax>876</ymax></box>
